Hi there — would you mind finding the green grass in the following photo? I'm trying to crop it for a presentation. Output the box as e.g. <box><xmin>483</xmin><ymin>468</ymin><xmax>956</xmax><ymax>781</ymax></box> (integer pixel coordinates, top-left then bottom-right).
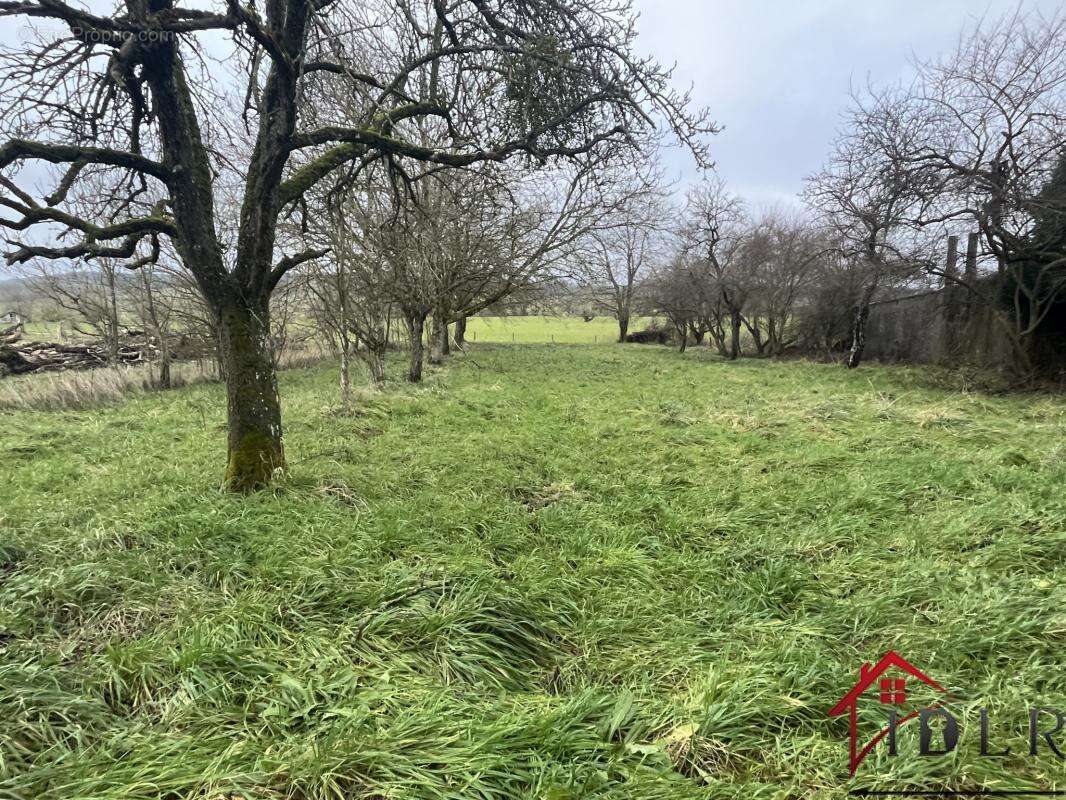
<box><xmin>13</xmin><ymin>320</ymin><xmax>59</xmax><ymax>339</ymax></box>
<box><xmin>466</xmin><ymin>315</ymin><xmax>648</xmax><ymax>344</ymax></box>
<box><xmin>1</xmin><ymin>340</ymin><xmax>1065</xmax><ymax>799</ymax></box>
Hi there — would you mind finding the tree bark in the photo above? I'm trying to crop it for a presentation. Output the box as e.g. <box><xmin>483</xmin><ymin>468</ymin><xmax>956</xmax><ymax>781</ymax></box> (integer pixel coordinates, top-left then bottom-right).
<box><xmin>368</xmin><ymin>345</ymin><xmax>386</xmax><ymax>384</ymax></box>
<box><xmin>158</xmin><ymin>336</ymin><xmax>171</xmax><ymax>390</ymax></box>
<box><xmin>617</xmin><ymin>313</ymin><xmax>630</xmax><ymax>343</ymax></box>
<box><xmin>964</xmin><ymin>231</ymin><xmax>979</xmax><ymax>329</ymax></box>
<box><xmin>214</xmin><ymin>329</ymin><xmax>228</xmax><ymax>383</ymax></box>
<box><xmin>728</xmin><ymin>308</ymin><xmax>742</xmax><ymax>360</ymax></box>
<box><xmin>338</xmin><ymin>334</ymin><xmax>353</xmax><ymax>408</ymax></box>
<box><xmin>406</xmin><ymin>310</ymin><xmax>427</xmax><ymax>382</ymax></box>
<box><xmin>105</xmin><ymin>265</ymin><xmax>120</xmax><ymax>363</ymax></box>
<box><xmin>219</xmin><ymin>300</ymin><xmax>285</xmax><ymax>492</ymax></box>
<box><xmin>766</xmin><ymin>319</ymin><xmax>780</xmax><ymax>357</ymax></box>
<box><xmin>429</xmin><ymin>315</ymin><xmax>448</xmax><ymax>364</ymax></box>
<box><xmin>846</xmin><ymin>296</ymin><xmax>873</xmax><ymax>369</ymax></box>
<box><xmin>708</xmin><ymin>325</ymin><xmax>729</xmax><ymax>357</ymax></box>
<box><xmin>941</xmin><ymin>234</ymin><xmax>962</xmax><ymax>363</ymax></box>
<box><xmin>743</xmin><ymin>316</ymin><xmax>766</xmax><ymax>355</ymax></box>
<box><xmin>454</xmin><ymin>314</ymin><xmax>468</xmax><ymax>347</ymax></box>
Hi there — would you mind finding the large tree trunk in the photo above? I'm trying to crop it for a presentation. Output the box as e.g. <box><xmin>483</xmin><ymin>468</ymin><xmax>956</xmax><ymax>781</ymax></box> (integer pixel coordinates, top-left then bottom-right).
<box><xmin>142</xmin><ymin>8</ymin><xmax>300</xmax><ymax>492</ymax></box>
<box><xmin>941</xmin><ymin>235</ymin><xmax>962</xmax><ymax>363</ymax></box>
<box><xmin>992</xmin><ymin>304</ymin><xmax>1038</xmax><ymax>385</ymax></box>
<box><xmin>429</xmin><ymin>315</ymin><xmax>448</xmax><ymax>364</ymax></box>
<box><xmin>728</xmin><ymin>308</ymin><xmax>742</xmax><ymax>360</ymax></box>
<box><xmin>617</xmin><ymin>313</ymin><xmax>630</xmax><ymax>343</ymax></box>
<box><xmin>441</xmin><ymin>321</ymin><xmax>450</xmax><ymax>356</ymax></box>
<box><xmin>454</xmin><ymin>314</ymin><xmax>468</xmax><ymax>348</ymax></box>
<box><xmin>219</xmin><ymin>300</ymin><xmax>285</xmax><ymax>492</ymax></box>
<box><xmin>1010</xmin><ymin>331</ymin><xmax>1037</xmax><ymax>383</ymax></box>
<box><xmin>406</xmin><ymin>310</ymin><xmax>427</xmax><ymax>383</ymax></box>
<box><xmin>766</xmin><ymin>318</ymin><xmax>780</xmax><ymax>357</ymax></box>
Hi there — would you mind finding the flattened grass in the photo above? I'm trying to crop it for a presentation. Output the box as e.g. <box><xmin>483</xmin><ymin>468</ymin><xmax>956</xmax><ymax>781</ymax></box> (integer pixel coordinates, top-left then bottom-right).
<box><xmin>1</xmin><ymin>342</ymin><xmax>1064</xmax><ymax>799</ymax></box>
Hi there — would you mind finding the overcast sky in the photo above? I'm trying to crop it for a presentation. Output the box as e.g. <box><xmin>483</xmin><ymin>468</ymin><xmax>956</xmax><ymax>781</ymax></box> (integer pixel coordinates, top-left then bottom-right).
<box><xmin>632</xmin><ymin>0</ymin><xmax>1063</xmax><ymax>208</ymax></box>
<box><xmin>2</xmin><ymin>1</ymin><xmax>1061</xmax><ymax>213</ymax></box>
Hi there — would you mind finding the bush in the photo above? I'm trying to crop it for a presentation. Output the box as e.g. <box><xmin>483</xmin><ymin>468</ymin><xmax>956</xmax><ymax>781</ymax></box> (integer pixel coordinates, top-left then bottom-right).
<box><xmin>625</xmin><ymin>326</ymin><xmax>674</xmax><ymax>345</ymax></box>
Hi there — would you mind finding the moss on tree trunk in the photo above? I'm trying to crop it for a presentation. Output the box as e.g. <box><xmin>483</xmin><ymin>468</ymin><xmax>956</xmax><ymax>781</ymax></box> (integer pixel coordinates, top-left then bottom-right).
<box><xmin>219</xmin><ymin>301</ymin><xmax>285</xmax><ymax>491</ymax></box>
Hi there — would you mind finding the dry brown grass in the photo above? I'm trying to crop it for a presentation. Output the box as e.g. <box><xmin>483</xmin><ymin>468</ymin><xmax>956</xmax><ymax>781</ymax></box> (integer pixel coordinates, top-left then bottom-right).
<box><xmin>0</xmin><ymin>361</ymin><xmax>219</xmax><ymax>411</ymax></box>
<box><xmin>0</xmin><ymin>347</ymin><xmax>330</xmax><ymax>411</ymax></box>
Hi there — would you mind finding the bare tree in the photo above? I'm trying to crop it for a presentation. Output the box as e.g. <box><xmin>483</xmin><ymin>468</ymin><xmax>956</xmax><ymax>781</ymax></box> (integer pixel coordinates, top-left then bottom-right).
<box><xmin>680</xmin><ymin>179</ymin><xmax>748</xmax><ymax>359</ymax></box>
<box><xmin>22</xmin><ymin>257</ymin><xmax>125</xmax><ymax>356</ymax></box>
<box><xmin>308</xmin><ymin>180</ymin><xmax>397</xmax><ymax>403</ymax></box>
<box><xmin>0</xmin><ymin>0</ymin><xmax>714</xmax><ymax>489</ymax></box>
<box><xmin>440</xmin><ymin>162</ymin><xmax>623</xmax><ymax>350</ymax></box>
<box><xmin>128</xmin><ymin>261</ymin><xmax>176</xmax><ymax>387</ymax></box>
<box><xmin>804</xmin><ymin>88</ymin><xmax>926</xmax><ymax>368</ymax></box>
<box><xmin>647</xmin><ymin>253</ymin><xmax>701</xmax><ymax>352</ymax></box>
<box><xmin>575</xmin><ymin>163</ymin><xmax>670</xmax><ymax>342</ymax></box>
<box><xmin>343</xmin><ymin>155</ymin><xmax>636</xmax><ymax>381</ymax></box>
<box><xmin>742</xmin><ymin>211</ymin><xmax>830</xmax><ymax>356</ymax></box>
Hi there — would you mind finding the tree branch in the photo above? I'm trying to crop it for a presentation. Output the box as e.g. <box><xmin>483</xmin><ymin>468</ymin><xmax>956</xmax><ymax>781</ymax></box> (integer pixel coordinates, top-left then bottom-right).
<box><xmin>0</xmin><ymin>139</ymin><xmax>171</xmax><ymax>181</ymax></box>
<box><xmin>268</xmin><ymin>246</ymin><xmax>330</xmax><ymax>291</ymax></box>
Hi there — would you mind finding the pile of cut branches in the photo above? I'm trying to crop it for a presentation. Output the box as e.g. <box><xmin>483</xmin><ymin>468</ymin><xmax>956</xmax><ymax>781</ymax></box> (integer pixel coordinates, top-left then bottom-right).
<box><xmin>0</xmin><ymin>324</ymin><xmax>159</xmax><ymax>376</ymax></box>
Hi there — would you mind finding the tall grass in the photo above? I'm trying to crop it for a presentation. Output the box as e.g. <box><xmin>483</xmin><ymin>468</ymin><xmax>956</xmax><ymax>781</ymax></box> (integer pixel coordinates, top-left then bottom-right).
<box><xmin>0</xmin><ymin>347</ymin><xmax>330</xmax><ymax>411</ymax></box>
<box><xmin>0</xmin><ymin>361</ymin><xmax>220</xmax><ymax>411</ymax></box>
<box><xmin>1</xmin><ymin>343</ymin><xmax>1064</xmax><ymax>798</ymax></box>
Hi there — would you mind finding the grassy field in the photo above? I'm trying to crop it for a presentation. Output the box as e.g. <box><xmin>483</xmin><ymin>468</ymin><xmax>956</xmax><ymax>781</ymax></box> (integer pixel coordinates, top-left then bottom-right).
<box><xmin>465</xmin><ymin>315</ymin><xmax>648</xmax><ymax>344</ymax></box>
<box><xmin>1</xmin><ymin>339</ymin><xmax>1065</xmax><ymax>799</ymax></box>
<box><xmin>13</xmin><ymin>320</ymin><xmax>60</xmax><ymax>340</ymax></box>
<box><xmin>13</xmin><ymin>313</ymin><xmax>632</xmax><ymax>346</ymax></box>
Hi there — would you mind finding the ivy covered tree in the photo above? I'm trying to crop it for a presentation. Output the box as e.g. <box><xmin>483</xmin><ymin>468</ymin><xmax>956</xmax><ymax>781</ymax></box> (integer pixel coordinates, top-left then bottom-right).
<box><xmin>1009</xmin><ymin>152</ymin><xmax>1066</xmax><ymax>340</ymax></box>
<box><xmin>0</xmin><ymin>0</ymin><xmax>713</xmax><ymax>490</ymax></box>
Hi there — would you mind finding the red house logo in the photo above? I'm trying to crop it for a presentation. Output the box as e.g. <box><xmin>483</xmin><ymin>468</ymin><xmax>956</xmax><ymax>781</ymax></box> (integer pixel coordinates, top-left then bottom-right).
<box><xmin>828</xmin><ymin>651</ymin><xmax>948</xmax><ymax>775</ymax></box>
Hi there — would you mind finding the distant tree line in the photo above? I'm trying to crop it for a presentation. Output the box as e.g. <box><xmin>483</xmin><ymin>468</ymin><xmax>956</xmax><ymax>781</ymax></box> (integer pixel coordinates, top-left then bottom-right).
<box><xmin>575</xmin><ymin>8</ymin><xmax>1066</xmax><ymax>378</ymax></box>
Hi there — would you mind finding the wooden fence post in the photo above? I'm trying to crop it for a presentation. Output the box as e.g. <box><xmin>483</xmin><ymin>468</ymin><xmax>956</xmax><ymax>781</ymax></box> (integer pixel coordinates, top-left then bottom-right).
<box><xmin>964</xmin><ymin>232</ymin><xmax>979</xmax><ymax>287</ymax></box>
<box><xmin>941</xmin><ymin>234</ymin><xmax>961</xmax><ymax>361</ymax></box>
